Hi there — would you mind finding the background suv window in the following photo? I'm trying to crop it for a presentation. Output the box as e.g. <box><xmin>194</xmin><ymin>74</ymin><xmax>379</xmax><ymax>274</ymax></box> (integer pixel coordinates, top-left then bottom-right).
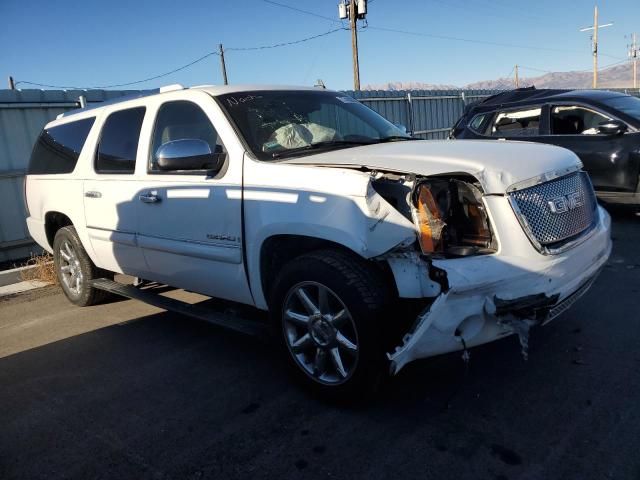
<box><xmin>96</xmin><ymin>107</ymin><xmax>146</xmax><ymax>174</ymax></box>
<box><xmin>28</xmin><ymin>118</ymin><xmax>95</xmax><ymax>174</ymax></box>
<box><xmin>551</xmin><ymin>105</ymin><xmax>611</xmax><ymax>135</ymax></box>
<box><xmin>469</xmin><ymin>113</ymin><xmax>487</xmax><ymax>133</ymax></box>
<box><xmin>150</xmin><ymin>101</ymin><xmax>224</xmax><ymax>171</ymax></box>
<box><xmin>488</xmin><ymin>107</ymin><xmax>541</xmax><ymax>137</ymax></box>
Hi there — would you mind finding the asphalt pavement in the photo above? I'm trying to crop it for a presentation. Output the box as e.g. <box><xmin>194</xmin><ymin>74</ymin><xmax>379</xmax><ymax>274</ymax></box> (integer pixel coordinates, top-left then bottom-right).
<box><xmin>0</xmin><ymin>209</ymin><xmax>638</xmax><ymax>480</ymax></box>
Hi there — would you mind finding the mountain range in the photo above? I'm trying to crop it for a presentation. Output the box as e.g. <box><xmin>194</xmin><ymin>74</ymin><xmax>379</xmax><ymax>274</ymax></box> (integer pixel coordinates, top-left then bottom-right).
<box><xmin>364</xmin><ymin>63</ymin><xmax>638</xmax><ymax>91</ymax></box>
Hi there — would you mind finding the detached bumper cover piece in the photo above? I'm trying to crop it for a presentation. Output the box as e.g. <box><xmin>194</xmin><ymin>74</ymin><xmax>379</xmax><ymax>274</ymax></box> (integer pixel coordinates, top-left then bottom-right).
<box><xmin>388</xmin><ymin>205</ymin><xmax>612</xmax><ymax>375</ymax></box>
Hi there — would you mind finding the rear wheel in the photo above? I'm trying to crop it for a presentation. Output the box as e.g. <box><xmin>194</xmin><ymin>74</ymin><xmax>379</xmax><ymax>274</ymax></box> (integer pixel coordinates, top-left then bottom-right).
<box><xmin>271</xmin><ymin>249</ymin><xmax>390</xmax><ymax>399</ymax></box>
<box><xmin>53</xmin><ymin>226</ymin><xmax>111</xmax><ymax>306</ymax></box>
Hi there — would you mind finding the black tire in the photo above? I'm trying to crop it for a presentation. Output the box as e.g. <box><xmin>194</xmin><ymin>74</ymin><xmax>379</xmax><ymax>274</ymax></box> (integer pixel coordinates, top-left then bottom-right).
<box><xmin>53</xmin><ymin>226</ymin><xmax>112</xmax><ymax>306</ymax></box>
<box><xmin>270</xmin><ymin>249</ymin><xmax>391</xmax><ymax>400</ymax></box>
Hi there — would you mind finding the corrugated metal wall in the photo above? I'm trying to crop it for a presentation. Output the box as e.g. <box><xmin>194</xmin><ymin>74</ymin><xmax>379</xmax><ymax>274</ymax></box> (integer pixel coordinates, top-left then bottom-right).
<box><xmin>0</xmin><ymin>89</ymin><xmax>144</xmax><ymax>263</ymax></box>
<box><xmin>348</xmin><ymin>89</ymin><xmax>502</xmax><ymax>138</ymax></box>
<box><xmin>1</xmin><ymin>86</ymin><xmax>639</xmax><ymax>263</ymax></box>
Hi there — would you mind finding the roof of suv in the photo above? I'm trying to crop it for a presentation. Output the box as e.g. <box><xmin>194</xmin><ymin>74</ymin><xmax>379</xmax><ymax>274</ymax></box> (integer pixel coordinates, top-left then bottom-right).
<box><xmin>475</xmin><ymin>87</ymin><xmax>628</xmax><ymax>109</ymax></box>
<box><xmin>57</xmin><ymin>84</ymin><xmax>330</xmax><ymax>121</ymax></box>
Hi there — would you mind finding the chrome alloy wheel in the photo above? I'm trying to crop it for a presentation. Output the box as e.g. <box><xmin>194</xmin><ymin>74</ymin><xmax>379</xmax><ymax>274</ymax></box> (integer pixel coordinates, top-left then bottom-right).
<box><xmin>282</xmin><ymin>281</ymin><xmax>359</xmax><ymax>385</ymax></box>
<box><xmin>58</xmin><ymin>240</ymin><xmax>83</xmax><ymax>296</ymax></box>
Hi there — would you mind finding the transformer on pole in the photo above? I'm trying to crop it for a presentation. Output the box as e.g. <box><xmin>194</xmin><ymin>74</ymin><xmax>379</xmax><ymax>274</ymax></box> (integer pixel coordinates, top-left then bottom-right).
<box><xmin>338</xmin><ymin>0</ymin><xmax>367</xmax><ymax>90</ymax></box>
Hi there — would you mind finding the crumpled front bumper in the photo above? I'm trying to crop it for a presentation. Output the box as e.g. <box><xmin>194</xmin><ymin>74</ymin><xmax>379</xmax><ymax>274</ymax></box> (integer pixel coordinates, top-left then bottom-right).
<box><xmin>388</xmin><ymin>202</ymin><xmax>612</xmax><ymax>375</ymax></box>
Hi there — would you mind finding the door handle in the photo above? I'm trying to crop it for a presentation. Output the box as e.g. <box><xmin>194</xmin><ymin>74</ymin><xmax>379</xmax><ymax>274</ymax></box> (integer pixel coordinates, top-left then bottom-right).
<box><xmin>85</xmin><ymin>191</ymin><xmax>102</xmax><ymax>198</ymax></box>
<box><xmin>139</xmin><ymin>192</ymin><xmax>161</xmax><ymax>204</ymax></box>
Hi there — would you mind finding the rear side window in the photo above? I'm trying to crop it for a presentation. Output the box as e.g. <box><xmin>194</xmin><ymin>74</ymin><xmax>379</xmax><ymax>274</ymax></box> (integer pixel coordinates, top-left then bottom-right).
<box><xmin>488</xmin><ymin>107</ymin><xmax>541</xmax><ymax>137</ymax></box>
<box><xmin>28</xmin><ymin>117</ymin><xmax>95</xmax><ymax>174</ymax></box>
<box><xmin>96</xmin><ymin>107</ymin><xmax>146</xmax><ymax>174</ymax></box>
<box><xmin>469</xmin><ymin>113</ymin><xmax>487</xmax><ymax>133</ymax></box>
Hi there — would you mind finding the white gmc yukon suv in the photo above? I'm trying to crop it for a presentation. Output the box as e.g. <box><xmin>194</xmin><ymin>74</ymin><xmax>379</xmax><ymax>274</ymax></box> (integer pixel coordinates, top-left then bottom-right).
<box><xmin>26</xmin><ymin>85</ymin><xmax>612</xmax><ymax>397</ymax></box>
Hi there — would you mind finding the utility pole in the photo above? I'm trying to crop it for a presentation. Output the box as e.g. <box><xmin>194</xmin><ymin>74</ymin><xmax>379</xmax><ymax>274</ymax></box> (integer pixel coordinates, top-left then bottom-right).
<box><xmin>349</xmin><ymin>1</ymin><xmax>360</xmax><ymax>91</ymax></box>
<box><xmin>629</xmin><ymin>33</ymin><xmax>638</xmax><ymax>89</ymax></box>
<box><xmin>339</xmin><ymin>1</ymin><xmax>367</xmax><ymax>91</ymax></box>
<box><xmin>593</xmin><ymin>5</ymin><xmax>598</xmax><ymax>88</ymax></box>
<box><xmin>580</xmin><ymin>6</ymin><xmax>613</xmax><ymax>89</ymax></box>
<box><xmin>8</xmin><ymin>76</ymin><xmax>15</xmax><ymax>90</ymax></box>
<box><xmin>514</xmin><ymin>65</ymin><xmax>519</xmax><ymax>88</ymax></box>
<box><xmin>219</xmin><ymin>44</ymin><xmax>228</xmax><ymax>85</ymax></box>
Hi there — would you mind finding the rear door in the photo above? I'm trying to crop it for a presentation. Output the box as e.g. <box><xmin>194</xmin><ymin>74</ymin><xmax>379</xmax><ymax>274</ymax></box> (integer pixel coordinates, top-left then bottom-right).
<box><xmin>539</xmin><ymin>104</ymin><xmax>639</xmax><ymax>192</ymax></box>
<box><xmin>83</xmin><ymin>107</ymin><xmax>147</xmax><ymax>275</ymax></box>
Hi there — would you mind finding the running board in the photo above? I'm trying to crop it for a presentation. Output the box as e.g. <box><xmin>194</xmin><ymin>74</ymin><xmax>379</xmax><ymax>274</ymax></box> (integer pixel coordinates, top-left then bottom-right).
<box><xmin>91</xmin><ymin>278</ymin><xmax>268</xmax><ymax>337</ymax></box>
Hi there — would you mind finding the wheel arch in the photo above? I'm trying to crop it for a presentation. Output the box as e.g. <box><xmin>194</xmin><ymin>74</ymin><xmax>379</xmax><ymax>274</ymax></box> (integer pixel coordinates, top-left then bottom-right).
<box><xmin>257</xmin><ymin>234</ymin><xmax>396</xmax><ymax>311</ymax></box>
<box><xmin>44</xmin><ymin>211</ymin><xmax>73</xmax><ymax>249</ymax></box>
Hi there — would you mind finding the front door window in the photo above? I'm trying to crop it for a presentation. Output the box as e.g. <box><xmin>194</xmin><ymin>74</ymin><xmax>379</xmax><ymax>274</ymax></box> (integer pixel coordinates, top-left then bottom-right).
<box><xmin>550</xmin><ymin>106</ymin><xmax>611</xmax><ymax>135</ymax></box>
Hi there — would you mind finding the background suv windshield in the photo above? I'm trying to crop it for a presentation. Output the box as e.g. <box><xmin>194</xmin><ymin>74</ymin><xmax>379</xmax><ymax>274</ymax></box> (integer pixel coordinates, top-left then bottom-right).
<box><xmin>217</xmin><ymin>90</ymin><xmax>408</xmax><ymax>160</ymax></box>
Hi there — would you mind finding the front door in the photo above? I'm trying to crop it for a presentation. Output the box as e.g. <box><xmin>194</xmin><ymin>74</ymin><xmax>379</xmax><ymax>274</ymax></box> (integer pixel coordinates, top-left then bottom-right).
<box><xmin>136</xmin><ymin>99</ymin><xmax>252</xmax><ymax>305</ymax></box>
<box><xmin>542</xmin><ymin>104</ymin><xmax>640</xmax><ymax>192</ymax></box>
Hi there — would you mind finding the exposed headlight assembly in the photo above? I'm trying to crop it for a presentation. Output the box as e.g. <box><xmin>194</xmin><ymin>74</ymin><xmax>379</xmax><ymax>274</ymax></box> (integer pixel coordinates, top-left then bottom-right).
<box><xmin>412</xmin><ymin>178</ymin><xmax>495</xmax><ymax>257</ymax></box>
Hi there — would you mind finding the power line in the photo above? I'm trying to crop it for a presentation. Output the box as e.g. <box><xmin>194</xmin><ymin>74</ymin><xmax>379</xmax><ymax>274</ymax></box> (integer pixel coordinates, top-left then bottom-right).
<box><xmin>426</xmin><ymin>0</ymin><xmax>548</xmax><ymax>24</ymax></box>
<box><xmin>15</xmin><ymin>28</ymin><xmax>345</xmax><ymax>90</ymax></box>
<box><xmin>507</xmin><ymin>59</ymin><xmax>627</xmax><ymax>88</ymax></box>
<box><xmin>226</xmin><ymin>27</ymin><xmax>345</xmax><ymax>51</ymax></box>
<box><xmin>505</xmin><ymin>66</ymin><xmax>515</xmax><ymax>79</ymax></box>
<box><xmin>262</xmin><ymin>0</ymin><xmax>343</xmax><ymax>24</ymax></box>
<box><xmin>518</xmin><ymin>58</ymin><xmax>627</xmax><ymax>75</ymax></box>
<box><xmin>518</xmin><ymin>65</ymin><xmax>554</xmax><ymax>74</ymax></box>
<box><xmin>262</xmin><ymin>0</ymin><xmax>623</xmax><ymax>59</ymax></box>
<box><xmin>15</xmin><ymin>51</ymin><xmax>220</xmax><ymax>90</ymax></box>
<box><xmin>367</xmin><ymin>24</ymin><xmax>588</xmax><ymax>54</ymax></box>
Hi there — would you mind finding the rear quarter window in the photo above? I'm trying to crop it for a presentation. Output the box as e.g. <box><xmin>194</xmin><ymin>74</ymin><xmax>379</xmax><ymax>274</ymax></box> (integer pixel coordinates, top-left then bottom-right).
<box><xmin>469</xmin><ymin>113</ymin><xmax>488</xmax><ymax>133</ymax></box>
<box><xmin>28</xmin><ymin>117</ymin><xmax>95</xmax><ymax>174</ymax></box>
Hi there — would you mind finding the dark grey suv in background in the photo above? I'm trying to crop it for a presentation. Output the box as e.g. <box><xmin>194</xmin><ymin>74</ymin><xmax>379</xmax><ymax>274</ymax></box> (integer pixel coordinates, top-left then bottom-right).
<box><xmin>450</xmin><ymin>88</ymin><xmax>640</xmax><ymax>206</ymax></box>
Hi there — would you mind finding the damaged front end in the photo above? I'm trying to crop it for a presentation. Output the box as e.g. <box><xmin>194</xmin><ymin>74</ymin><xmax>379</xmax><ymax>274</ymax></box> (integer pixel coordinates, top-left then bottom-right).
<box><xmin>370</xmin><ymin>170</ymin><xmax>611</xmax><ymax>375</ymax></box>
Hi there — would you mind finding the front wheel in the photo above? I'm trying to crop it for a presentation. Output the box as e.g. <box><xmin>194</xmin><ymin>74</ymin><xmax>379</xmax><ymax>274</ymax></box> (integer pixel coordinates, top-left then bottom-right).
<box><xmin>271</xmin><ymin>250</ymin><xmax>390</xmax><ymax>399</ymax></box>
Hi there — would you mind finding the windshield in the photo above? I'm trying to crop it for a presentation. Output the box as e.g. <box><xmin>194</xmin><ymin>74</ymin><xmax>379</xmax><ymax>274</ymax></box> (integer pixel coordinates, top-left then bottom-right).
<box><xmin>217</xmin><ymin>90</ymin><xmax>410</xmax><ymax>160</ymax></box>
<box><xmin>602</xmin><ymin>95</ymin><xmax>640</xmax><ymax>123</ymax></box>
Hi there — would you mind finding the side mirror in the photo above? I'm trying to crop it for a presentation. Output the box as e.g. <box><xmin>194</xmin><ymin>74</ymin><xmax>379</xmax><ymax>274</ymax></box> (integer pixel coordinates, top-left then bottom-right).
<box><xmin>597</xmin><ymin>120</ymin><xmax>627</xmax><ymax>136</ymax></box>
<box><xmin>155</xmin><ymin>139</ymin><xmax>225</xmax><ymax>172</ymax></box>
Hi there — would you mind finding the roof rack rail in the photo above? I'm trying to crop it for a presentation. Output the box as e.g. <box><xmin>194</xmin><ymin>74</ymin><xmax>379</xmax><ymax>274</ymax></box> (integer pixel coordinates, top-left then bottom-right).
<box><xmin>58</xmin><ymin>83</ymin><xmax>186</xmax><ymax>119</ymax></box>
<box><xmin>58</xmin><ymin>90</ymin><xmax>158</xmax><ymax>119</ymax></box>
<box><xmin>159</xmin><ymin>84</ymin><xmax>184</xmax><ymax>93</ymax></box>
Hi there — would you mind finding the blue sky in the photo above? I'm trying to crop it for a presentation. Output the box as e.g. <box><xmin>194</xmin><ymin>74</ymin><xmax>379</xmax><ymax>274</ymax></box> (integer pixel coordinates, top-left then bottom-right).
<box><xmin>1</xmin><ymin>0</ymin><xmax>638</xmax><ymax>91</ymax></box>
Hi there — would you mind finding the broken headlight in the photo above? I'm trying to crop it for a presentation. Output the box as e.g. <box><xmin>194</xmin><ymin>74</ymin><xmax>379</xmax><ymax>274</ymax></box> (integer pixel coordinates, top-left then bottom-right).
<box><xmin>412</xmin><ymin>178</ymin><xmax>494</xmax><ymax>257</ymax></box>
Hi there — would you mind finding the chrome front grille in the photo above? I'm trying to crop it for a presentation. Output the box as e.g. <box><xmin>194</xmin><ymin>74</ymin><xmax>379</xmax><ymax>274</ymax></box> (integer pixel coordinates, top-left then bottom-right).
<box><xmin>509</xmin><ymin>171</ymin><xmax>597</xmax><ymax>253</ymax></box>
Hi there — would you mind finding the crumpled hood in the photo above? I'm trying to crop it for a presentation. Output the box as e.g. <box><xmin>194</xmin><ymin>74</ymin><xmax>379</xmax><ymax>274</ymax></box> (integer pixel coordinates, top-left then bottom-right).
<box><xmin>283</xmin><ymin>139</ymin><xmax>582</xmax><ymax>194</ymax></box>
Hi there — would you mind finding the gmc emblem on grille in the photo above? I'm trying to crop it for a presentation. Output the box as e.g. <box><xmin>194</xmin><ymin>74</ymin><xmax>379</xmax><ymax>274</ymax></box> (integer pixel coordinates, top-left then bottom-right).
<box><xmin>547</xmin><ymin>191</ymin><xmax>584</xmax><ymax>214</ymax></box>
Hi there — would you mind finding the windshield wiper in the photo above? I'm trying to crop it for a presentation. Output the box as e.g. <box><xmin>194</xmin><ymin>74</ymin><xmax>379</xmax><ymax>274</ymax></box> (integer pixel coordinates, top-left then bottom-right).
<box><xmin>271</xmin><ymin>140</ymin><xmax>375</xmax><ymax>159</ymax></box>
<box><xmin>377</xmin><ymin>135</ymin><xmax>417</xmax><ymax>143</ymax></box>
